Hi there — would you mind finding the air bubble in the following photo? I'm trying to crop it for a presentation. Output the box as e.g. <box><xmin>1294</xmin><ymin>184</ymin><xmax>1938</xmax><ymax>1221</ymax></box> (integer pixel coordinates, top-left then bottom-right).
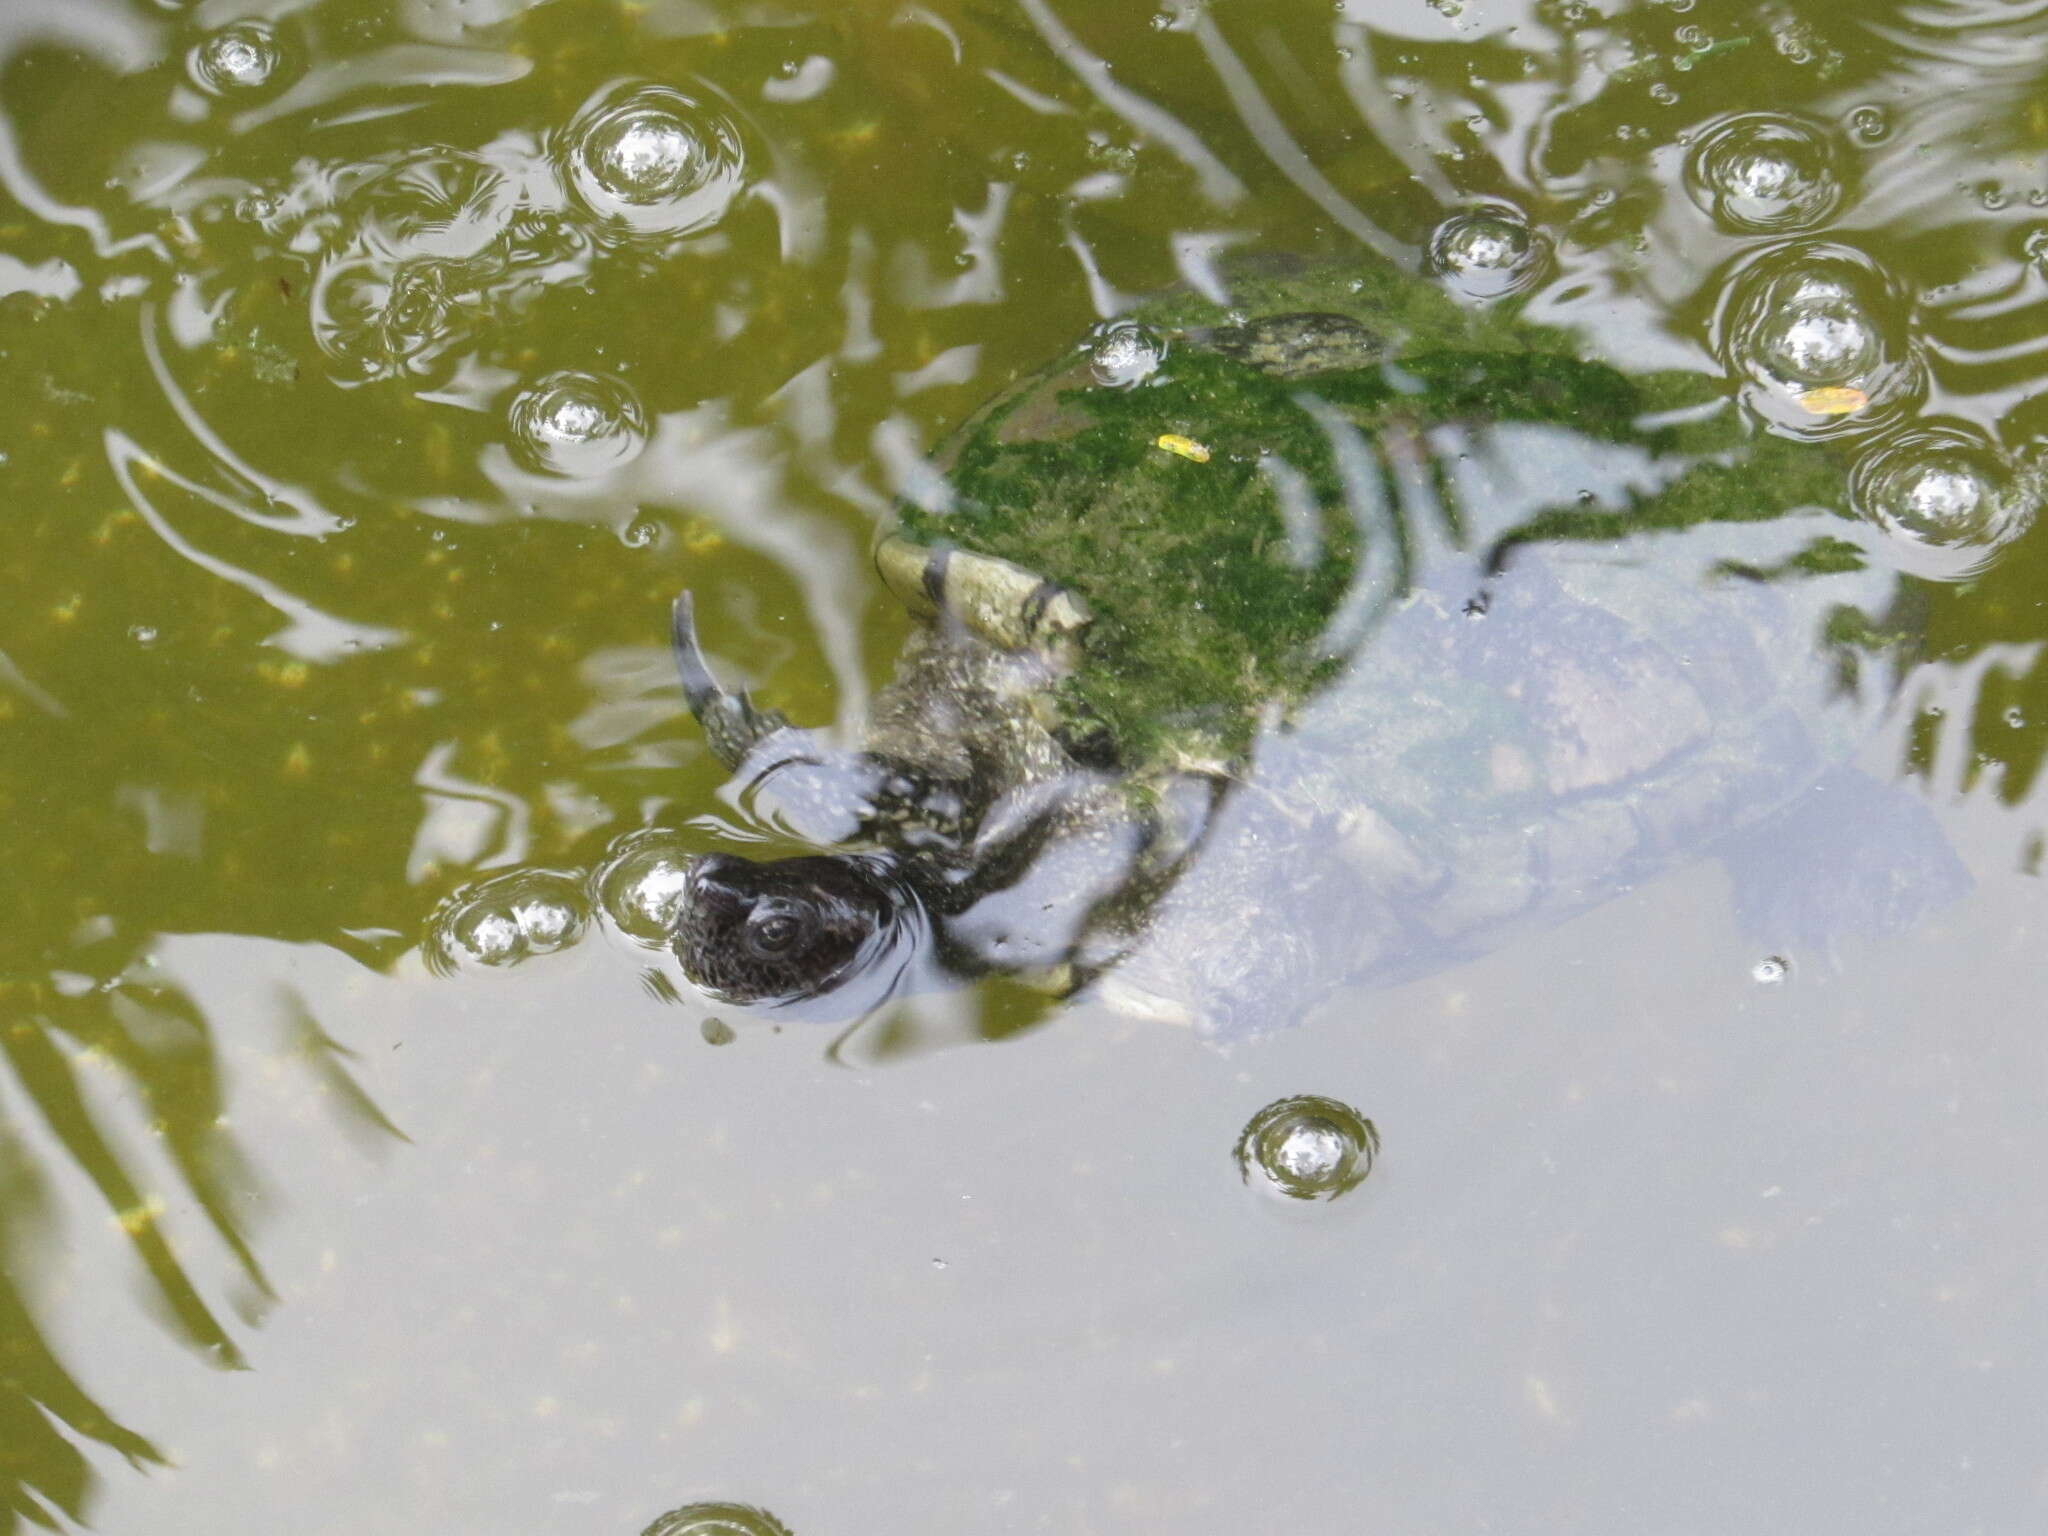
<box><xmin>1849</xmin><ymin>423</ymin><xmax>2040</xmax><ymax>580</ymax></box>
<box><xmin>563</xmin><ymin>81</ymin><xmax>750</xmax><ymax>238</ymax></box>
<box><xmin>1236</xmin><ymin>1095</ymin><xmax>1378</xmax><ymax>1201</ymax></box>
<box><xmin>1847</xmin><ymin>104</ymin><xmax>1890</xmax><ymax>143</ymax></box>
<box><xmin>641</xmin><ymin>1503</ymin><xmax>793</xmax><ymax>1536</ymax></box>
<box><xmin>596</xmin><ymin>828</ymin><xmax>705</xmax><ymax>947</ymax></box>
<box><xmin>428</xmin><ymin>870</ymin><xmax>589</xmax><ymax>974</ymax></box>
<box><xmin>507</xmin><ymin>370</ymin><xmax>648</xmax><ymax>478</ymax></box>
<box><xmin>1716</xmin><ymin>242</ymin><xmax>1921</xmax><ymax>438</ymax></box>
<box><xmin>1685</xmin><ymin>113</ymin><xmax>1846</xmax><ymax>235</ymax></box>
<box><xmin>1087</xmin><ymin>319</ymin><xmax>1166</xmax><ymax>387</ymax></box>
<box><xmin>129</xmin><ymin>624</ymin><xmax>159</xmax><ymax>646</ymax></box>
<box><xmin>1751</xmin><ymin>955</ymin><xmax>1788</xmax><ymax>984</ymax></box>
<box><xmin>1757</xmin><ymin>300</ymin><xmax>1880</xmax><ymax>387</ymax></box>
<box><xmin>1426</xmin><ymin>204</ymin><xmax>1551</xmax><ymax>301</ymax></box>
<box><xmin>189</xmin><ymin>22</ymin><xmax>288</xmax><ymax>97</ymax></box>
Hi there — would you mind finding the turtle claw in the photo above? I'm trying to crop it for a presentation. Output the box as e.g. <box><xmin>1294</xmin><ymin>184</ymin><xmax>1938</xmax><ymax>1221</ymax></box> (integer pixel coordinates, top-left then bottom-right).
<box><xmin>671</xmin><ymin>592</ymin><xmax>792</xmax><ymax>768</ymax></box>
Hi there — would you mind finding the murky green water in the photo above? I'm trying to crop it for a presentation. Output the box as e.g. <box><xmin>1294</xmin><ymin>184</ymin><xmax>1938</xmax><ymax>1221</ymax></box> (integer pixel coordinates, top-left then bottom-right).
<box><xmin>3</xmin><ymin>0</ymin><xmax>2046</xmax><ymax>1530</ymax></box>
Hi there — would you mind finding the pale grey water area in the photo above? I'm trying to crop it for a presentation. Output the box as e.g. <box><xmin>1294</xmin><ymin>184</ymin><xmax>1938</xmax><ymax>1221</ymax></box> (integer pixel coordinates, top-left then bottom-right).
<box><xmin>39</xmin><ymin>778</ymin><xmax>2042</xmax><ymax>1535</ymax></box>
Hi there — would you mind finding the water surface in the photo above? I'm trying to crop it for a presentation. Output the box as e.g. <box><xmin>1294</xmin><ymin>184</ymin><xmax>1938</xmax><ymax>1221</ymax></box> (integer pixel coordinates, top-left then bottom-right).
<box><xmin>2</xmin><ymin>0</ymin><xmax>2046</xmax><ymax>1530</ymax></box>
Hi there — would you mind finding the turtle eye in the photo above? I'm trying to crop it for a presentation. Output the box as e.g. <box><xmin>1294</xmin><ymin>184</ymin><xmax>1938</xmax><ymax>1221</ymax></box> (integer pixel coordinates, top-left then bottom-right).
<box><xmin>744</xmin><ymin>903</ymin><xmax>811</xmax><ymax>958</ymax></box>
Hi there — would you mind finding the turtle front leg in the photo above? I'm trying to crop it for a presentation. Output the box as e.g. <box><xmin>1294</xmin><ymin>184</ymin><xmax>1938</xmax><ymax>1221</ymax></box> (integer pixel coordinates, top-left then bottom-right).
<box><xmin>671</xmin><ymin>592</ymin><xmax>795</xmax><ymax>770</ymax></box>
<box><xmin>874</xmin><ymin>534</ymin><xmax>1091</xmax><ymax>664</ymax></box>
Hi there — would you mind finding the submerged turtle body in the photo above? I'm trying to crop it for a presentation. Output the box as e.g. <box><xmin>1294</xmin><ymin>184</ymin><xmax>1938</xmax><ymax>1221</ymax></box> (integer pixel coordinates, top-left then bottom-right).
<box><xmin>669</xmin><ymin>250</ymin><xmax>1956</xmax><ymax>1034</ymax></box>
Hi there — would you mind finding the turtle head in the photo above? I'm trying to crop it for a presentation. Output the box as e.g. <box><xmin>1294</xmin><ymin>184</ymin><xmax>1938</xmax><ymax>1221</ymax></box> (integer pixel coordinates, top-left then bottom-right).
<box><xmin>673</xmin><ymin>851</ymin><xmax>910</xmax><ymax>1007</ymax></box>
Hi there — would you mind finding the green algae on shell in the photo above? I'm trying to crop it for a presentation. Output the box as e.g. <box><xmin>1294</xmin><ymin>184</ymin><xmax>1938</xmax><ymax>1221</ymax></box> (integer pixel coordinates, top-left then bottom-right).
<box><xmin>893</xmin><ymin>252</ymin><xmax>1862</xmax><ymax>769</ymax></box>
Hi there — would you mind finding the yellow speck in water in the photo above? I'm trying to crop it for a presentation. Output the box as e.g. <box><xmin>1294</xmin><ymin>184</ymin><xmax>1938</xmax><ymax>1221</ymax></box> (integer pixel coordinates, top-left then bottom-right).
<box><xmin>115</xmin><ymin>1196</ymin><xmax>167</xmax><ymax>1236</ymax></box>
<box><xmin>259</xmin><ymin>661</ymin><xmax>310</xmax><ymax>689</ymax></box>
<box><xmin>58</xmin><ymin>459</ymin><xmax>84</xmax><ymax>488</ymax></box>
<box><xmin>91</xmin><ymin>508</ymin><xmax>137</xmax><ymax>544</ymax></box>
<box><xmin>1795</xmin><ymin>385</ymin><xmax>1869</xmax><ymax>416</ymax></box>
<box><xmin>282</xmin><ymin>742</ymin><xmax>312</xmax><ymax>777</ymax></box>
<box><xmin>51</xmin><ymin>594</ymin><xmax>82</xmax><ymax>623</ymax></box>
<box><xmin>1155</xmin><ymin>433</ymin><xmax>1211</xmax><ymax>463</ymax></box>
<box><xmin>680</xmin><ymin>517</ymin><xmax>723</xmax><ymax>554</ymax></box>
<box><xmin>425</xmin><ymin>423</ymin><xmax>455</xmax><ymax>482</ymax></box>
<box><xmin>532</xmin><ymin>1397</ymin><xmax>560</xmax><ymax>1419</ymax></box>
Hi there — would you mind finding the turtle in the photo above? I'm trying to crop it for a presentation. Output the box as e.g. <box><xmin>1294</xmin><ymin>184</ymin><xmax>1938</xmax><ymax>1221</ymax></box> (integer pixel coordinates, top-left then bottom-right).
<box><xmin>664</xmin><ymin>251</ymin><xmax>1967</xmax><ymax>1036</ymax></box>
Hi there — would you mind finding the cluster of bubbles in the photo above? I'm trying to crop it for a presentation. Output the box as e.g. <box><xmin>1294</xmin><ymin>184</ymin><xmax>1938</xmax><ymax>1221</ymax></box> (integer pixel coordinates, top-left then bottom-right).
<box><xmin>232</xmin><ymin>78</ymin><xmax>748</xmax><ymax>477</ymax></box>
<box><xmin>641</xmin><ymin>1504</ymin><xmax>793</xmax><ymax>1536</ymax></box>
<box><xmin>1716</xmin><ymin>242</ymin><xmax>1922</xmax><ymax>439</ymax></box>
<box><xmin>1235</xmin><ymin>1095</ymin><xmax>1378</xmax><ymax>1201</ymax></box>
<box><xmin>426</xmin><ymin>830</ymin><xmax>716</xmax><ymax>976</ymax></box>
<box><xmin>563</xmin><ymin>83</ymin><xmax>750</xmax><ymax>239</ymax></box>
<box><xmin>1685</xmin><ymin>113</ymin><xmax>1846</xmax><ymax>236</ymax></box>
<box><xmin>1678</xmin><ymin>115</ymin><xmax>2042</xmax><ymax>576</ymax></box>
<box><xmin>507</xmin><ymin>370</ymin><xmax>649</xmax><ymax>478</ymax></box>
<box><xmin>427</xmin><ymin>869</ymin><xmax>589</xmax><ymax>973</ymax></box>
<box><xmin>1087</xmin><ymin>319</ymin><xmax>1167</xmax><ymax>387</ymax></box>
<box><xmin>188</xmin><ymin>21</ymin><xmax>289</xmax><ymax>98</ymax></box>
<box><xmin>300</xmin><ymin>147</ymin><xmax>579</xmax><ymax>384</ymax></box>
<box><xmin>1426</xmin><ymin>204</ymin><xmax>1550</xmax><ymax>301</ymax></box>
<box><xmin>1848</xmin><ymin>424</ymin><xmax>2041</xmax><ymax>579</ymax></box>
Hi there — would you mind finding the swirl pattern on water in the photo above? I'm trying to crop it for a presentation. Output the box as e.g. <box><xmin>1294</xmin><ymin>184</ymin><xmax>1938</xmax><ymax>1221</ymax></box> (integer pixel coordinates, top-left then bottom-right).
<box><xmin>506</xmin><ymin>369</ymin><xmax>649</xmax><ymax>478</ymax></box>
<box><xmin>641</xmin><ymin>1503</ymin><xmax>794</xmax><ymax>1536</ymax></box>
<box><xmin>1235</xmin><ymin>1095</ymin><xmax>1379</xmax><ymax>1202</ymax></box>
<box><xmin>1715</xmin><ymin>241</ymin><xmax>1924</xmax><ymax>438</ymax></box>
<box><xmin>1685</xmin><ymin>113</ymin><xmax>1848</xmax><ymax>236</ymax></box>
<box><xmin>427</xmin><ymin>869</ymin><xmax>590</xmax><ymax>973</ymax></box>
<box><xmin>1087</xmin><ymin>319</ymin><xmax>1168</xmax><ymax>388</ymax></box>
<box><xmin>1850</xmin><ymin>423</ymin><xmax>2043</xmax><ymax>579</ymax></box>
<box><xmin>562</xmin><ymin>81</ymin><xmax>752</xmax><ymax>238</ymax></box>
<box><xmin>188</xmin><ymin>22</ymin><xmax>289</xmax><ymax>98</ymax></box>
<box><xmin>1426</xmin><ymin>204</ymin><xmax>1551</xmax><ymax>301</ymax></box>
<box><xmin>296</xmin><ymin>146</ymin><xmax>588</xmax><ymax>383</ymax></box>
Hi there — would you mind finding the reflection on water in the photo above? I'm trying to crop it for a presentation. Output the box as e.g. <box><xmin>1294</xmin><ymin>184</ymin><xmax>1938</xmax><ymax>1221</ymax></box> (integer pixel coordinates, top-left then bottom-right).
<box><xmin>1</xmin><ymin>0</ymin><xmax>2047</xmax><ymax>1526</ymax></box>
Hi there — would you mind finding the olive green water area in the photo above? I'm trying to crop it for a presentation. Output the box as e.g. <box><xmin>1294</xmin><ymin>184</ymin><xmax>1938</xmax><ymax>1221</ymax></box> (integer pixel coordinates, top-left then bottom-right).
<box><xmin>3</xmin><ymin>0</ymin><xmax>2048</xmax><ymax>1530</ymax></box>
